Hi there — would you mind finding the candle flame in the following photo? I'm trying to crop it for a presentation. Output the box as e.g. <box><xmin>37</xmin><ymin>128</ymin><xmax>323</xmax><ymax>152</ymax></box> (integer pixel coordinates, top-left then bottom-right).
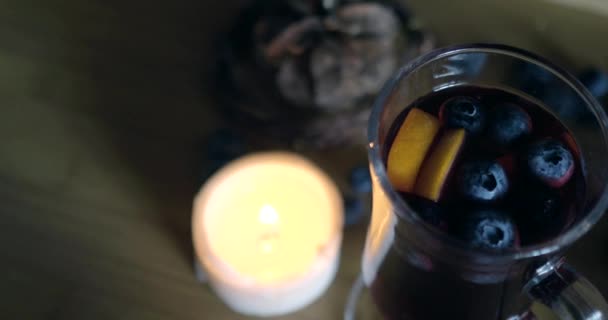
<box><xmin>258</xmin><ymin>233</ymin><xmax>279</xmax><ymax>254</ymax></box>
<box><xmin>260</xmin><ymin>240</ymin><xmax>273</xmax><ymax>253</ymax></box>
<box><xmin>258</xmin><ymin>204</ymin><xmax>279</xmax><ymax>225</ymax></box>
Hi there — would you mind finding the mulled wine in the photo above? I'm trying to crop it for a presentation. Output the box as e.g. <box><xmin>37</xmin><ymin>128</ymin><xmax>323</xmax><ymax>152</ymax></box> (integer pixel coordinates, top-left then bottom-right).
<box><xmin>369</xmin><ymin>85</ymin><xmax>586</xmax><ymax>319</ymax></box>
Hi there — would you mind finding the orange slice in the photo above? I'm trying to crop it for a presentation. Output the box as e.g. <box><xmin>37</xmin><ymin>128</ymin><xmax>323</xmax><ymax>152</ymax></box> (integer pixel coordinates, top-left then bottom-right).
<box><xmin>414</xmin><ymin>128</ymin><xmax>466</xmax><ymax>201</ymax></box>
<box><xmin>387</xmin><ymin>108</ymin><xmax>440</xmax><ymax>192</ymax></box>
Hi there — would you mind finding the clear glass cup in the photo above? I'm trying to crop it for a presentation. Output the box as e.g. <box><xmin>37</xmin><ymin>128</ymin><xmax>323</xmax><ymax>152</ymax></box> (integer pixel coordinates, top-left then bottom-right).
<box><xmin>346</xmin><ymin>44</ymin><xmax>608</xmax><ymax>320</ymax></box>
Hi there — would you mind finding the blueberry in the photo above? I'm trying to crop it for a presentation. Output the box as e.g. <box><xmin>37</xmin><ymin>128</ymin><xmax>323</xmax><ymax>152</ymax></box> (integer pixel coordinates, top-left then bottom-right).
<box><xmin>579</xmin><ymin>68</ymin><xmax>608</xmax><ymax>99</ymax></box>
<box><xmin>458</xmin><ymin>160</ymin><xmax>509</xmax><ymax>202</ymax></box>
<box><xmin>343</xmin><ymin>196</ymin><xmax>365</xmax><ymax>226</ymax></box>
<box><xmin>526</xmin><ymin>139</ymin><xmax>574</xmax><ymax>188</ymax></box>
<box><xmin>487</xmin><ymin>103</ymin><xmax>532</xmax><ymax>147</ymax></box>
<box><xmin>349</xmin><ymin>165</ymin><xmax>372</xmax><ymax>194</ymax></box>
<box><xmin>440</xmin><ymin>96</ymin><xmax>486</xmax><ymax>134</ymax></box>
<box><xmin>457</xmin><ymin>209</ymin><xmax>518</xmax><ymax>250</ymax></box>
<box><xmin>402</xmin><ymin>193</ymin><xmax>447</xmax><ymax>230</ymax></box>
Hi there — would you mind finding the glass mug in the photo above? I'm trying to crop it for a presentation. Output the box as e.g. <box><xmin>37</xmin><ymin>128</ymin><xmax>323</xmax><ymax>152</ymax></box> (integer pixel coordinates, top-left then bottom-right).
<box><xmin>346</xmin><ymin>44</ymin><xmax>608</xmax><ymax>320</ymax></box>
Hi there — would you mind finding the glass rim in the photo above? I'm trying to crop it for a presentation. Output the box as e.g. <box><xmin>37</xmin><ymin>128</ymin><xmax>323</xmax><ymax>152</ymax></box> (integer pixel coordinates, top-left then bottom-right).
<box><xmin>367</xmin><ymin>43</ymin><xmax>608</xmax><ymax>261</ymax></box>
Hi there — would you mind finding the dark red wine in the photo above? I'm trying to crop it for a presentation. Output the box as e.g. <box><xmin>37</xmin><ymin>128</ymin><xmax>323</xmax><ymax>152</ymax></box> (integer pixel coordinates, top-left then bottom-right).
<box><xmin>370</xmin><ymin>86</ymin><xmax>586</xmax><ymax>319</ymax></box>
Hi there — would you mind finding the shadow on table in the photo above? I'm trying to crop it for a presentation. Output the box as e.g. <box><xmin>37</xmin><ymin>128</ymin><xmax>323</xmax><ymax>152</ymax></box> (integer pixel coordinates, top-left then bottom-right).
<box><xmin>65</xmin><ymin>1</ymin><xmax>243</xmax><ymax>263</ymax></box>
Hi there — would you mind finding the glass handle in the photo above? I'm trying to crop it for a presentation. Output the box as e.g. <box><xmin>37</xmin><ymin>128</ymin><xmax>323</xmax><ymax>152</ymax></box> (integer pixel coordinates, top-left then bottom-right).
<box><xmin>524</xmin><ymin>258</ymin><xmax>608</xmax><ymax>320</ymax></box>
<box><xmin>343</xmin><ymin>273</ymin><xmax>365</xmax><ymax>320</ymax></box>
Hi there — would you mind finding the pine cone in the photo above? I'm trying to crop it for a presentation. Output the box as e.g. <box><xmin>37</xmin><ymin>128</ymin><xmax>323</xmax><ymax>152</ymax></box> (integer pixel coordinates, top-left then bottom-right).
<box><xmin>212</xmin><ymin>0</ymin><xmax>435</xmax><ymax>149</ymax></box>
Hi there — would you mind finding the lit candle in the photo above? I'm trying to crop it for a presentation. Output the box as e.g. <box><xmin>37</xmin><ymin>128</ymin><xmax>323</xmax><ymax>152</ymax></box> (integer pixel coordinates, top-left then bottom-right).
<box><xmin>192</xmin><ymin>152</ymin><xmax>343</xmax><ymax>317</ymax></box>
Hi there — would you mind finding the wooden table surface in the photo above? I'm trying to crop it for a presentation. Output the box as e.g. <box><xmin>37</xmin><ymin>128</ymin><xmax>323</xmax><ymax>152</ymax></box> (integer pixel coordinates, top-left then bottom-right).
<box><xmin>1</xmin><ymin>1</ymin><xmax>607</xmax><ymax>319</ymax></box>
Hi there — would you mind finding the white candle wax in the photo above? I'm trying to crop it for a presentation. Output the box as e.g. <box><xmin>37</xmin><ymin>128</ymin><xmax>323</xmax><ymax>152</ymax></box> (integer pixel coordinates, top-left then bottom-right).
<box><xmin>192</xmin><ymin>152</ymin><xmax>343</xmax><ymax>317</ymax></box>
